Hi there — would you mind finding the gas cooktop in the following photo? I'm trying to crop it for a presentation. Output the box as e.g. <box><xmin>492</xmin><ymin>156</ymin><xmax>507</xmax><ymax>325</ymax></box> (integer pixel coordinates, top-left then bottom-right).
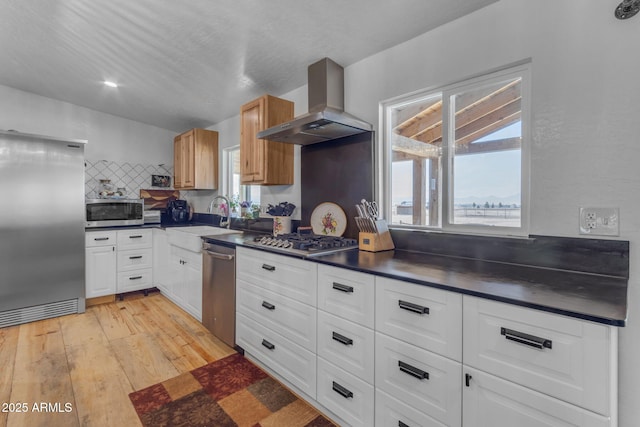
<box><xmin>244</xmin><ymin>232</ymin><xmax>358</xmax><ymax>257</ymax></box>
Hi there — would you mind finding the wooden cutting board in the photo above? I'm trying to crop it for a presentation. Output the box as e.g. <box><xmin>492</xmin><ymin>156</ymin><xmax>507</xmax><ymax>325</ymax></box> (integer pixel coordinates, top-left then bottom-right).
<box><xmin>139</xmin><ymin>189</ymin><xmax>180</xmax><ymax>210</ymax></box>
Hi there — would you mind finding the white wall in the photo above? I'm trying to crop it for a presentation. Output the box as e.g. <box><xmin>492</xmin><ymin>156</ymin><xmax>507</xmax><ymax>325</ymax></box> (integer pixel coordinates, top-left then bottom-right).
<box><xmin>344</xmin><ymin>1</ymin><xmax>640</xmax><ymax>425</ymax></box>
<box><xmin>0</xmin><ymin>84</ymin><xmax>175</xmax><ymax>165</ymax></box>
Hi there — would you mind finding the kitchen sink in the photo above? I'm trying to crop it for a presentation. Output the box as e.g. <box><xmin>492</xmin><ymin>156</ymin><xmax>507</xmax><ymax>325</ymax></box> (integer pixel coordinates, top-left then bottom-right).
<box><xmin>166</xmin><ymin>226</ymin><xmax>241</xmax><ymax>252</ymax></box>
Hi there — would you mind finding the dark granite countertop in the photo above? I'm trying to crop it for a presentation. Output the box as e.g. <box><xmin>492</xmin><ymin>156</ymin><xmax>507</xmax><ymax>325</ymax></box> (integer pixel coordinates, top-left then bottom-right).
<box><xmin>201</xmin><ymin>233</ymin><xmax>628</xmax><ymax>327</ymax></box>
<box><xmin>311</xmin><ymin>249</ymin><xmax>627</xmax><ymax>327</ymax></box>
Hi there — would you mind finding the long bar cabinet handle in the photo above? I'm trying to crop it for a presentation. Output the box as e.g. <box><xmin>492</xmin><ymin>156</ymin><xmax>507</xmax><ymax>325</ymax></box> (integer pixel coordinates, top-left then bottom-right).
<box><xmin>398</xmin><ymin>361</ymin><xmax>429</xmax><ymax>380</ymax></box>
<box><xmin>332</xmin><ymin>282</ymin><xmax>354</xmax><ymax>293</ymax></box>
<box><xmin>398</xmin><ymin>300</ymin><xmax>429</xmax><ymax>315</ymax></box>
<box><xmin>262</xmin><ymin>264</ymin><xmax>276</xmax><ymax>272</ymax></box>
<box><xmin>332</xmin><ymin>381</ymin><xmax>354</xmax><ymax>399</ymax></box>
<box><xmin>261</xmin><ymin>301</ymin><xmax>275</xmax><ymax>310</ymax></box>
<box><xmin>332</xmin><ymin>331</ymin><xmax>354</xmax><ymax>346</ymax></box>
<box><xmin>501</xmin><ymin>327</ymin><xmax>552</xmax><ymax>349</ymax></box>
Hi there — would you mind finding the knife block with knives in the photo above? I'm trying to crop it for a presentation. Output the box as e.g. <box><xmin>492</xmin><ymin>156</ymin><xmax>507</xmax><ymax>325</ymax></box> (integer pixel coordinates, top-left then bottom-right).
<box><xmin>355</xmin><ymin>199</ymin><xmax>395</xmax><ymax>252</ymax></box>
<box><xmin>357</xmin><ymin>219</ymin><xmax>395</xmax><ymax>252</ymax></box>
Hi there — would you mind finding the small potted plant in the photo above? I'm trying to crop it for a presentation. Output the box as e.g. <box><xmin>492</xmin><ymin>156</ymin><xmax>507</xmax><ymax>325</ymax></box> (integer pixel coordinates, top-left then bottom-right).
<box><xmin>240</xmin><ymin>200</ymin><xmax>251</xmax><ymax>217</ymax></box>
<box><xmin>251</xmin><ymin>204</ymin><xmax>261</xmax><ymax>219</ymax></box>
<box><xmin>226</xmin><ymin>194</ymin><xmax>239</xmax><ymax>217</ymax></box>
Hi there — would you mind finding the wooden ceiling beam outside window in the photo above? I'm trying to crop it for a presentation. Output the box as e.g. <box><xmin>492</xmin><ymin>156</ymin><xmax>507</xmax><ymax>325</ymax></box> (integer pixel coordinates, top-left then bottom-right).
<box><xmin>391</xmin><ymin>79</ymin><xmax>522</xmax><ymax>155</ymax></box>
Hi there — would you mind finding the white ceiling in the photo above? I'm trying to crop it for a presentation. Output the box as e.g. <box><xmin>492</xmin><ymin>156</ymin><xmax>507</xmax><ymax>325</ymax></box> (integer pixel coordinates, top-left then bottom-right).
<box><xmin>1</xmin><ymin>0</ymin><xmax>497</xmax><ymax>133</ymax></box>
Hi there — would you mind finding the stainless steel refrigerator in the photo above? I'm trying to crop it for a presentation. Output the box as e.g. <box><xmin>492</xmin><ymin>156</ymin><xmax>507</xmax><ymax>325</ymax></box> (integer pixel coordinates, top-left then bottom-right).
<box><xmin>0</xmin><ymin>130</ymin><xmax>86</xmax><ymax>328</ymax></box>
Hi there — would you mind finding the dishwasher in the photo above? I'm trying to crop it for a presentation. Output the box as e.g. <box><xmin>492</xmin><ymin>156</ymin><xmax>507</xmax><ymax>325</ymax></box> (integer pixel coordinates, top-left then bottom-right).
<box><xmin>202</xmin><ymin>242</ymin><xmax>236</xmax><ymax>348</ymax></box>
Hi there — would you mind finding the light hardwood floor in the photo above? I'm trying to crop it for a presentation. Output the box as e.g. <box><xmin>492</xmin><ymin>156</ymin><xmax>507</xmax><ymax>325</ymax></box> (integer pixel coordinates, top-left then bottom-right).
<box><xmin>0</xmin><ymin>293</ymin><xmax>236</xmax><ymax>427</ymax></box>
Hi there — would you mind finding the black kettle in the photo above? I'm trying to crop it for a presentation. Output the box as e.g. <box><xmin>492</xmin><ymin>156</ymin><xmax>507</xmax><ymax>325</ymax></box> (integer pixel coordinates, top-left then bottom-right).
<box><xmin>167</xmin><ymin>199</ymin><xmax>190</xmax><ymax>223</ymax></box>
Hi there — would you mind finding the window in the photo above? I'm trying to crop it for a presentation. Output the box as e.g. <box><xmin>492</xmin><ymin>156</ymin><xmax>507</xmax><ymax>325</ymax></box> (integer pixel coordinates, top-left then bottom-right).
<box><xmin>224</xmin><ymin>146</ymin><xmax>260</xmax><ymax>206</ymax></box>
<box><xmin>382</xmin><ymin>63</ymin><xmax>530</xmax><ymax>235</ymax></box>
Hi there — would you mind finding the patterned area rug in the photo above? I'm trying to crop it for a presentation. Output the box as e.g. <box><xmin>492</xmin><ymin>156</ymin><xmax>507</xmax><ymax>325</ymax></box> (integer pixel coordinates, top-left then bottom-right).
<box><xmin>129</xmin><ymin>352</ymin><xmax>336</xmax><ymax>427</ymax></box>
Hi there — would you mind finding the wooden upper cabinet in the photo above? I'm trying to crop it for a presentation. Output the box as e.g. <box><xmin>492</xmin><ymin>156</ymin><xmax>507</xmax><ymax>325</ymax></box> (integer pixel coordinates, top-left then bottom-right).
<box><xmin>173</xmin><ymin>128</ymin><xmax>218</xmax><ymax>190</ymax></box>
<box><xmin>240</xmin><ymin>95</ymin><xmax>294</xmax><ymax>185</ymax></box>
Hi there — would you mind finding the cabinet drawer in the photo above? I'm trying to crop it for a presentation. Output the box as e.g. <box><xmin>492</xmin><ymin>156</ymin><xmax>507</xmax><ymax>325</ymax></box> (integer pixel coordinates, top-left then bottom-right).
<box><xmin>463</xmin><ymin>367</ymin><xmax>610</xmax><ymax>427</ymax></box>
<box><xmin>116</xmin><ymin>268</ymin><xmax>153</xmax><ymax>292</ymax></box>
<box><xmin>117</xmin><ymin>248</ymin><xmax>152</xmax><ymax>271</ymax></box>
<box><xmin>236</xmin><ymin>279</ymin><xmax>316</xmax><ymax>352</ymax></box>
<box><xmin>463</xmin><ymin>295</ymin><xmax>616</xmax><ymax>416</ymax></box>
<box><xmin>376</xmin><ymin>276</ymin><xmax>462</xmax><ymax>361</ymax></box>
<box><xmin>317</xmin><ymin>265</ymin><xmax>374</xmax><ymax>328</ymax></box>
<box><xmin>316</xmin><ymin>357</ymin><xmax>374</xmax><ymax>427</ymax></box>
<box><xmin>236</xmin><ymin>247</ymin><xmax>317</xmax><ymax>305</ymax></box>
<box><xmin>117</xmin><ymin>229</ymin><xmax>152</xmax><ymax>249</ymax></box>
<box><xmin>317</xmin><ymin>310</ymin><xmax>374</xmax><ymax>384</ymax></box>
<box><xmin>236</xmin><ymin>312</ymin><xmax>316</xmax><ymax>399</ymax></box>
<box><xmin>85</xmin><ymin>231</ymin><xmax>117</xmax><ymax>247</ymax></box>
<box><xmin>375</xmin><ymin>333</ymin><xmax>462</xmax><ymax>427</ymax></box>
<box><xmin>376</xmin><ymin>389</ymin><xmax>448</xmax><ymax>427</ymax></box>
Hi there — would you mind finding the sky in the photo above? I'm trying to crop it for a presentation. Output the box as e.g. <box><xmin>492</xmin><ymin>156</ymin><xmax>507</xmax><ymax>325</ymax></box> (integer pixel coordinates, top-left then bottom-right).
<box><xmin>392</xmin><ymin>122</ymin><xmax>521</xmax><ymax>205</ymax></box>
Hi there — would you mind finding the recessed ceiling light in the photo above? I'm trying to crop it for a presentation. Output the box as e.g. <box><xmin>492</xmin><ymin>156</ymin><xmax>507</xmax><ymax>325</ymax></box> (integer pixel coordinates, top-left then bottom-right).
<box><xmin>103</xmin><ymin>81</ymin><xmax>118</xmax><ymax>88</ymax></box>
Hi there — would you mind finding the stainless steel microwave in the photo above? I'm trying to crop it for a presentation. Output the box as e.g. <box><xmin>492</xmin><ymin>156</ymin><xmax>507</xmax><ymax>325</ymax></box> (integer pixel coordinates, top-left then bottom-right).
<box><xmin>85</xmin><ymin>199</ymin><xmax>144</xmax><ymax>228</ymax></box>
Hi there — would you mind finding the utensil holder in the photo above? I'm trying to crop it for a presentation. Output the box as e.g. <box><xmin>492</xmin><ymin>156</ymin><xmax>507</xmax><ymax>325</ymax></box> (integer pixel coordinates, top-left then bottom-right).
<box><xmin>358</xmin><ymin>220</ymin><xmax>395</xmax><ymax>252</ymax></box>
<box><xmin>273</xmin><ymin>216</ymin><xmax>291</xmax><ymax>236</ymax></box>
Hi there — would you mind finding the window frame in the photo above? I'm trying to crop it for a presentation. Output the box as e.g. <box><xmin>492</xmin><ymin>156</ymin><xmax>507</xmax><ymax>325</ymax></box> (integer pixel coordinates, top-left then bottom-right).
<box><xmin>380</xmin><ymin>61</ymin><xmax>531</xmax><ymax>237</ymax></box>
<box><xmin>222</xmin><ymin>145</ymin><xmax>257</xmax><ymax>204</ymax></box>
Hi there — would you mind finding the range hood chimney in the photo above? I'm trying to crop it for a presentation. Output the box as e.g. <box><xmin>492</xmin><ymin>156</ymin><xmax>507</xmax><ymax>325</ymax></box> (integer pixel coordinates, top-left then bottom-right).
<box><xmin>256</xmin><ymin>58</ymin><xmax>372</xmax><ymax>145</ymax></box>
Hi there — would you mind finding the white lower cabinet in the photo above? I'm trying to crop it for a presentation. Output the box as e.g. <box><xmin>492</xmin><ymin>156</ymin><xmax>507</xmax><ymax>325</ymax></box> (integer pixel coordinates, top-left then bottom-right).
<box><xmin>317</xmin><ymin>357</ymin><xmax>375</xmax><ymax>427</ymax></box>
<box><xmin>165</xmin><ymin>244</ymin><xmax>202</xmax><ymax>321</ymax></box>
<box><xmin>237</xmin><ymin>312</ymin><xmax>316</xmax><ymax>398</ymax></box>
<box><xmin>317</xmin><ymin>310</ymin><xmax>375</xmax><ymax>384</ymax></box>
<box><xmin>237</xmin><ymin>279</ymin><xmax>317</xmax><ymax>352</ymax></box>
<box><xmin>462</xmin><ymin>367</ymin><xmax>610</xmax><ymax>427</ymax></box>
<box><xmin>376</xmin><ymin>388</ymin><xmax>449</xmax><ymax>427</ymax></box>
<box><xmin>234</xmin><ymin>254</ymin><xmax>619</xmax><ymax>427</ymax></box>
<box><xmin>115</xmin><ymin>229</ymin><xmax>153</xmax><ymax>295</ymax></box>
<box><xmin>85</xmin><ymin>244</ymin><xmax>116</xmax><ymax>298</ymax></box>
<box><xmin>235</xmin><ymin>248</ymin><xmax>318</xmax><ymax>401</ymax></box>
<box><xmin>375</xmin><ymin>333</ymin><xmax>462</xmax><ymax>427</ymax></box>
<box><xmin>86</xmin><ymin>228</ymin><xmax>154</xmax><ymax>299</ymax></box>
<box><xmin>152</xmin><ymin>228</ymin><xmax>170</xmax><ymax>294</ymax></box>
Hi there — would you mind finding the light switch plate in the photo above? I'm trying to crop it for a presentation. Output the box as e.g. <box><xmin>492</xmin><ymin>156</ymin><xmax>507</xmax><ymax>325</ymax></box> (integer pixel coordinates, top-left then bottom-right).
<box><xmin>579</xmin><ymin>207</ymin><xmax>619</xmax><ymax>236</ymax></box>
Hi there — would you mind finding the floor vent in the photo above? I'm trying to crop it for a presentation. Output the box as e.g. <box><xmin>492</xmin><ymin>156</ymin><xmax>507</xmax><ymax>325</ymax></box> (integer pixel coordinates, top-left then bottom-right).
<box><xmin>0</xmin><ymin>299</ymin><xmax>79</xmax><ymax>328</ymax></box>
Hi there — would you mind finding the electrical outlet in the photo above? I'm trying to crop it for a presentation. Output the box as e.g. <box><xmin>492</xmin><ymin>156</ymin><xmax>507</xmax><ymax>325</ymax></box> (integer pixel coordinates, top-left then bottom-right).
<box><xmin>579</xmin><ymin>207</ymin><xmax>619</xmax><ymax>236</ymax></box>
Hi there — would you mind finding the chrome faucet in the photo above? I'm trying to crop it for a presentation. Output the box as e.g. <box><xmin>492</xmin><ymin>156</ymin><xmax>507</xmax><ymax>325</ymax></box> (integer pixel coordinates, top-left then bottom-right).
<box><xmin>208</xmin><ymin>195</ymin><xmax>231</xmax><ymax>229</ymax></box>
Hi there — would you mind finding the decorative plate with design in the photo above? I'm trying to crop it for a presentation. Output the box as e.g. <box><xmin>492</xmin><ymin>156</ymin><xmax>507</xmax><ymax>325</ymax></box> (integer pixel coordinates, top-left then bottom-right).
<box><xmin>310</xmin><ymin>202</ymin><xmax>347</xmax><ymax>236</ymax></box>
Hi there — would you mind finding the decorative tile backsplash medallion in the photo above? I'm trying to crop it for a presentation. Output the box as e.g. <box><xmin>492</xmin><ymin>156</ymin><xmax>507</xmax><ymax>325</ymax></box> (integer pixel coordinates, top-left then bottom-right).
<box><xmin>85</xmin><ymin>159</ymin><xmax>174</xmax><ymax>200</ymax></box>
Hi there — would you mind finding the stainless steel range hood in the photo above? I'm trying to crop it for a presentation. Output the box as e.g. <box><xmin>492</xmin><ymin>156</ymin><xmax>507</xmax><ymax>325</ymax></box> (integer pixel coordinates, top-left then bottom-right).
<box><xmin>256</xmin><ymin>58</ymin><xmax>372</xmax><ymax>145</ymax></box>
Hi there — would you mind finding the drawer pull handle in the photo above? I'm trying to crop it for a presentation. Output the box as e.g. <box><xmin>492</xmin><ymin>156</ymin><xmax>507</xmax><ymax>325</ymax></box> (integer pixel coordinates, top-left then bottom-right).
<box><xmin>398</xmin><ymin>300</ymin><xmax>429</xmax><ymax>315</ymax></box>
<box><xmin>399</xmin><ymin>422</ymin><xmax>410</xmax><ymax>427</ymax></box>
<box><xmin>332</xmin><ymin>282</ymin><xmax>354</xmax><ymax>293</ymax></box>
<box><xmin>262</xmin><ymin>264</ymin><xmax>276</xmax><ymax>272</ymax></box>
<box><xmin>501</xmin><ymin>327</ymin><xmax>552</xmax><ymax>349</ymax></box>
<box><xmin>332</xmin><ymin>331</ymin><xmax>354</xmax><ymax>346</ymax></box>
<box><xmin>261</xmin><ymin>339</ymin><xmax>275</xmax><ymax>350</ymax></box>
<box><xmin>332</xmin><ymin>381</ymin><xmax>353</xmax><ymax>399</ymax></box>
<box><xmin>129</xmin><ymin>276</ymin><xmax>143</xmax><ymax>280</ymax></box>
<box><xmin>129</xmin><ymin>235</ymin><xmax>143</xmax><ymax>239</ymax></box>
<box><xmin>465</xmin><ymin>373</ymin><xmax>472</xmax><ymax>387</ymax></box>
<box><xmin>94</xmin><ymin>237</ymin><xmax>110</xmax><ymax>241</ymax></box>
<box><xmin>398</xmin><ymin>361</ymin><xmax>429</xmax><ymax>380</ymax></box>
<box><xmin>261</xmin><ymin>301</ymin><xmax>275</xmax><ymax>310</ymax></box>
<box><xmin>129</xmin><ymin>255</ymin><xmax>143</xmax><ymax>260</ymax></box>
